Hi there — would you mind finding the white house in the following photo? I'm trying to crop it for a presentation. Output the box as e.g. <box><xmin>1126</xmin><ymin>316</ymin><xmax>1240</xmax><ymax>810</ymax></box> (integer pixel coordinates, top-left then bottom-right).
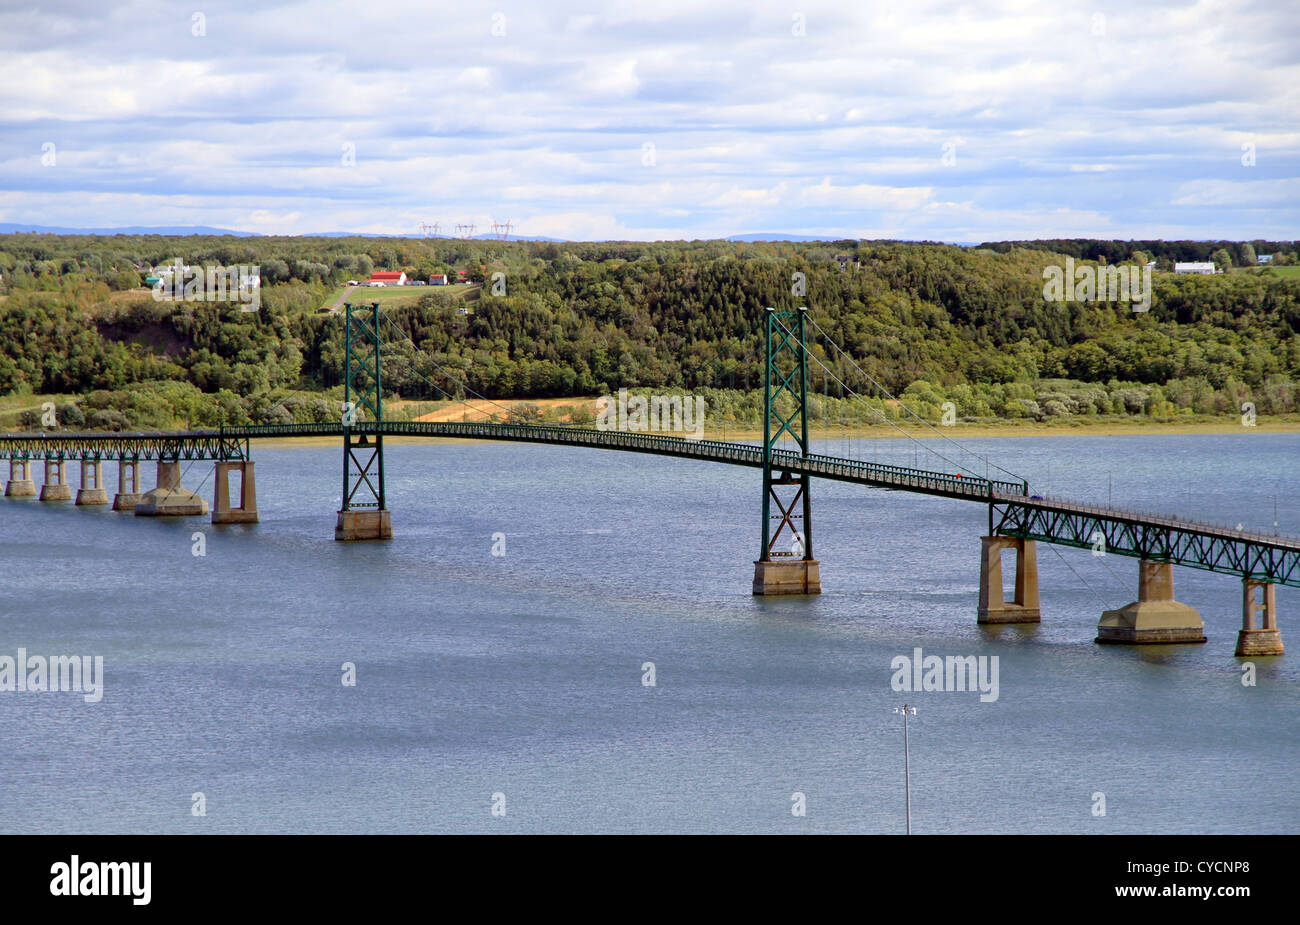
<box><xmin>1174</xmin><ymin>262</ymin><xmax>1217</xmax><ymax>275</ymax></box>
<box><xmin>1258</xmin><ymin>255</ymin><xmax>1273</xmax><ymax>265</ymax></box>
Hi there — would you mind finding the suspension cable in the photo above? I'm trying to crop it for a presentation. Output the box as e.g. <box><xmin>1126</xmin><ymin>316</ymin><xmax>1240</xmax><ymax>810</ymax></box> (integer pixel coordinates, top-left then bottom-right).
<box><xmin>771</xmin><ymin>311</ymin><xmax>982</xmax><ymax>476</ymax></box>
<box><xmin>803</xmin><ymin>313</ymin><xmax>1027</xmax><ymax>484</ymax></box>
<box><xmin>1046</xmin><ymin>542</ymin><xmax>1118</xmax><ymax>611</ymax></box>
<box><xmin>378</xmin><ymin>313</ymin><xmax>524</xmax><ymax>422</ymax></box>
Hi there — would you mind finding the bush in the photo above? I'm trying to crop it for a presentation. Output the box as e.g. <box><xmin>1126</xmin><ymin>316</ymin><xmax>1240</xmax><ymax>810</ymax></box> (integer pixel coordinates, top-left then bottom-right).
<box><xmin>87</xmin><ymin>408</ymin><xmax>128</xmax><ymax>430</ymax></box>
<box><xmin>507</xmin><ymin>402</ymin><xmax>543</xmax><ymax>424</ymax></box>
<box><xmin>1012</xmin><ymin>399</ymin><xmax>1042</xmax><ymax>420</ymax></box>
<box><xmin>257</xmin><ymin>403</ymin><xmax>293</xmax><ymax>425</ymax></box>
<box><xmin>56</xmin><ymin>402</ymin><xmax>85</xmax><ymax>428</ymax></box>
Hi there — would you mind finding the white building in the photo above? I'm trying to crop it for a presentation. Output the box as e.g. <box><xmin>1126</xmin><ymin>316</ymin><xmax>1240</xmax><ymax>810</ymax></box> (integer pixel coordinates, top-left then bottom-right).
<box><xmin>1174</xmin><ymin>262</ymin><xmax>1217</xmax><ymax>275</ymax></box>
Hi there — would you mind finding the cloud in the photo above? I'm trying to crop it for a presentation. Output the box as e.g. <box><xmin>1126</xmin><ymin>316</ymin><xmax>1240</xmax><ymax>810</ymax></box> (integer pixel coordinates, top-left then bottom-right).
<box><xmin>0</xmin><ymin>0</ymin><xmax>1295</xmax><ymax>239</ymax></box>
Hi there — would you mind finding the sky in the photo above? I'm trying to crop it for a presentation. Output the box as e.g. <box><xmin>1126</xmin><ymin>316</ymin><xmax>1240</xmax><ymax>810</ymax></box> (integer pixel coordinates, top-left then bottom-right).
<box><xmin>0</xmin><ymin>0</ymin><xmax>1296</xmax><ymax>241</ymax></box>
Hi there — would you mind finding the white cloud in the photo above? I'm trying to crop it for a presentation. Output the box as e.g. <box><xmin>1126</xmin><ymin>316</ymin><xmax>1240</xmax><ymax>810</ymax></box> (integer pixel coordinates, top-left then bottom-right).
<box><xmin>0</xmin><ymin>0</ymin><xmax>1294</xmax><ymax>239</ymax></box>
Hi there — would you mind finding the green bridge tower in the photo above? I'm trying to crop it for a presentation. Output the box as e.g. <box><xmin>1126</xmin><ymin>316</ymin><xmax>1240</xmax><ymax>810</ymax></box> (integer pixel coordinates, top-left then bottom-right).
<box><xmin>753</xmin><ymin>306</ymin><xmax>821</xmax><ymax>594</ymax></box>
<box><xmin>335</xmin><ymin>301</ymin><xmax>392</xmax><ymax>540</ymax></box>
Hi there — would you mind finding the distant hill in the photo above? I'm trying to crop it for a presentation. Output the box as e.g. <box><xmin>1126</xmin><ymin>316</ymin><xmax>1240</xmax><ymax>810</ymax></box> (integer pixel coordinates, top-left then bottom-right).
<box><xmin>0</xmin><ymin>223</ymin><xmax>566</xmax><ymax>241</ymax></box>
<box><xmin>0</xmin><ymin>223</ymin><xmax>258</xmax><ymax>237</ymax></box>
<box><xmin>725</xmin><ymin>233</ymin><xmax>840</xmax><ymax>242</ymax></box>
<box><xmin>302</xmin><ymin>232</ymin><xmax>565</xmax><ymax>242</ymax></box>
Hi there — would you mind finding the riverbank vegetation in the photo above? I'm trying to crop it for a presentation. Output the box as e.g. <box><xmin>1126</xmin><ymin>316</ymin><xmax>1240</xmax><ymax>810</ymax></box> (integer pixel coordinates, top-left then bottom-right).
<box><xmin>1</xmin><ymin>235</ymin><xmax>1298</xmax><ymax>431</ymax></box>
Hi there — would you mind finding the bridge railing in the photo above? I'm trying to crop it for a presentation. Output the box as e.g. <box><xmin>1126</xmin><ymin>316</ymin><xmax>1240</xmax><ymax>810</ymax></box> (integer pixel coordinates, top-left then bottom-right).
<box><xmin>780</xmin><ymin>449</ymin><xmax>1024</xmax><ymax>496</ymax></box>
<box><xmin>0</xmin><ymin>421</ymin><xmax>1029</xmax><ymax>499</ymax></box>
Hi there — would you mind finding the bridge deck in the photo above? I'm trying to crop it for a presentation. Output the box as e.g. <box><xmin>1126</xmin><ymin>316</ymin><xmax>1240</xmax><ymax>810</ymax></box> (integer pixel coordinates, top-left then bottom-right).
<box><xmin>3</xmin><ymin>422</ymin><xmax>1298</xmax><ymax>585</ymax></box>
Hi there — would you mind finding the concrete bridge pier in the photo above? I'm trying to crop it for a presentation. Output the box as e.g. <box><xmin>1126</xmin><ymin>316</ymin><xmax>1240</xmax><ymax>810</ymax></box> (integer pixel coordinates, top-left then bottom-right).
<box><xmin>5</xmin><ymin>459</ymin><xmax>36</xmax><ymax>497</ymax></box>
<box><xmin>134</xmin><ymin>460</ymin><xmax>209</xmax><ymax>517</ymax></box>
<box><xmin>752</xmin><ymin>558</ymin><xmax>821</xmax><ymax>595</ymax></box>
<box><xmin>212</xmin><ymin>461</ymin><xmax>258</xmax><ymax>524</ymax></box>
<box><xmin>75</xmin><ymin>460</ymin><xmax>109</xmax><ymax>505</ymax></box>
<box><xmin>335</xmin><ymin>509</ymin><xmax>392</xmax><ymax>541</ymax></box>
<box><xmin>39</xmin><ymin>459</ymin><xmax>72</xmax><ymax>502</ymax></box>
<box><xmin>1096</xmin><ymin>560</ymin><xmax>1206</xmax><ymax>644</ymax></box>
<box><xmin>112</xmin><ymin>460</ymin><xmax>143</xmax><ymax>510</ymax></box>
<box><xmin>1236</xmin><ymin>579</ymin><xmax>1283</xmax><ymax>656</ymax></box>
<box><xmin>978</xmin><ymin>536</ymin><xmax>1041</xmax><ymax>623</ymax></box>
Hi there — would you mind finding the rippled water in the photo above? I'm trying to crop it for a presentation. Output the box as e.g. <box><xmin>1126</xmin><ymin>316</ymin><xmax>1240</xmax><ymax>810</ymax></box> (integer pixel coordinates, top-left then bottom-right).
<box><xmin>1</xmin><ymin>431</ymin><xmax>1297</xmax><ymax>833</ymax></box>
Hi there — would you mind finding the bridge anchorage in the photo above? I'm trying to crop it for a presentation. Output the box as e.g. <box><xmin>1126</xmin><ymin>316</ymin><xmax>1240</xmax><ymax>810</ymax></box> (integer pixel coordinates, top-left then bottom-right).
<box><xmin>988</xmin><ymin>498</ymin><xmax>1290</xmax><ymax>654</ymax></box>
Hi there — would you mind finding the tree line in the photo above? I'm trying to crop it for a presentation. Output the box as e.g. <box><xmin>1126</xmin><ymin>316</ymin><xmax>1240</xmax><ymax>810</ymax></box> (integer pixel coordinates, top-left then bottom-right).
<box><xmin>2</xmin><ymin>236</ymin><xmax>1299</xmax><ymax>430</ymax></box>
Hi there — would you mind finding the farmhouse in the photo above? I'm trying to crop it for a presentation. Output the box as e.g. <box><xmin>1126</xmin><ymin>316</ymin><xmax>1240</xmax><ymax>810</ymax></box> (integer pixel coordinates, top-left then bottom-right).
<box><xmin>429</xmin><ymin>274</ymin><xmax>448</xmax><ymax>285</ymax></box>
<box><xmin>1173</xmin><ymin>262</ymin><xmax>1217</xmax><ymax>275</ymax></box>
<box><xmin>369</xmin><ymin>271</ymin><xmax>407</xmax><ymax>285</ymax></box>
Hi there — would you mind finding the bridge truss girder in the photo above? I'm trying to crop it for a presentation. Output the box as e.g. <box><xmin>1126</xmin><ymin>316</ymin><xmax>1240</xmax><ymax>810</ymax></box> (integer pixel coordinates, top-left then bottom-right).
<box><xmin>993</xmin><ymin>501</ymin><xmax>1300</xmax><ymax>588</ymax></box>
<box><xmin>0</xmin><ymin>433</ymin><xmax>248</xmax><ymax>462</ymax></box>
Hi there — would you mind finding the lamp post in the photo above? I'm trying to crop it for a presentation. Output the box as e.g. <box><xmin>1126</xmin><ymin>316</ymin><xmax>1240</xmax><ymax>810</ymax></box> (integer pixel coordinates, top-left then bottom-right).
<box><xmin>893</xmin><ymin>704</ymin><xmax>917</xmax><ymax>835</ymax></box>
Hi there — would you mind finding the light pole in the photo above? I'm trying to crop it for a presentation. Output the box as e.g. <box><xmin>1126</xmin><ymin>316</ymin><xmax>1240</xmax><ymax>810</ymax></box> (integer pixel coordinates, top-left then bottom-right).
<box><xmin>893</xmin><ymin>704</ymin><xmax>917</xmax><ymax>834</ymax></box>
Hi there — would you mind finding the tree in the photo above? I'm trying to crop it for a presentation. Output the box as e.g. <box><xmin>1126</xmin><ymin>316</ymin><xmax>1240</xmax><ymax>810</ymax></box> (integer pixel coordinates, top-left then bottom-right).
<box><xmin>1211</xmin><ymin>248</ymin><xmax>1233</xmax><ymax>273</ymax></box>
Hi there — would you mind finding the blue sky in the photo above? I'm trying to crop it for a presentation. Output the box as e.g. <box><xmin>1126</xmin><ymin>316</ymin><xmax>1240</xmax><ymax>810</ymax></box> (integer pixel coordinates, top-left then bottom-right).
<box><xmin>1</xmin><ymin>0</ymin><xmax>1296</xmax><ymax>240</ymax></box>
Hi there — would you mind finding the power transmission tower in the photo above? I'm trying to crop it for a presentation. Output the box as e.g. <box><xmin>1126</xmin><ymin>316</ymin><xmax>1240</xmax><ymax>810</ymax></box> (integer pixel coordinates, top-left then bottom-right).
<box><xmin>491</xmin><ymin>219</ymin><xmax>513</xmax><ymax>241</ymax></box>
<box><xmin>455</xmin><ymin>223</ymin><xmax>475</xmax><ymax>240</ymax></box>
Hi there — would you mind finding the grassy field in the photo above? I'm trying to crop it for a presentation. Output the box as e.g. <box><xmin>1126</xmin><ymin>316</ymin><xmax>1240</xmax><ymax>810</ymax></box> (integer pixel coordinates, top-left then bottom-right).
<box><xmin>1240</xmin><ymin>265</ymin><xmax>1300</xmax><ymax>278</ymax></box>
<box><xmin>0</xmin><ymin>393</ymin><xmax>77</xmax><ymax>429</ymax></box>
<box><xmin>324</xmin><ymin>283</ymin><xmax>479</xmax><ymax>308</ymax></box>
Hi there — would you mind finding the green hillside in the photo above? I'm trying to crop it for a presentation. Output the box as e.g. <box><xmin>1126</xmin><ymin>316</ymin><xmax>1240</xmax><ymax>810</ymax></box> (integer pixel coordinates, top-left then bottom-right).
<box><xmin>1</xmin><ymin>235</ymin><xmax>1298</xmax><ymax>430</ymax></box>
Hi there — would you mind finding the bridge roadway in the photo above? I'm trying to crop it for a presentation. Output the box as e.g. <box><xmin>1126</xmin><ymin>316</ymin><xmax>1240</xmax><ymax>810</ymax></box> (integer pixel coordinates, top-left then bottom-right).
<box><xmin>0</xmin><ymin>421</ymin><xmax>1027</xmax><ymax>500</ymax></box>
<box><xmin>3</xmin><ymin>421</ymin><xmax>1300</xmax><ymax>587</ymax></box>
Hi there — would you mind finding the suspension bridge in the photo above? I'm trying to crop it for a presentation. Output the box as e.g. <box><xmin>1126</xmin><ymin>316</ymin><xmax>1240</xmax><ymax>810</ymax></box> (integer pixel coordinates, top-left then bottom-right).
<box><xmin>0</xmin><ymin>304</ymin><xmax>1291</xmax><ymax>657</ymax></box>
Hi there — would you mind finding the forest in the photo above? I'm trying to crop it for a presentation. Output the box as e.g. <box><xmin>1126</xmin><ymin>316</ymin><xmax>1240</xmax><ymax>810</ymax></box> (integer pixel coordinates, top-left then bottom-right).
<box><xmin>1</xmin><ymin>233</ymin><xmax>1298</xmax><ymax>430</ymax></box>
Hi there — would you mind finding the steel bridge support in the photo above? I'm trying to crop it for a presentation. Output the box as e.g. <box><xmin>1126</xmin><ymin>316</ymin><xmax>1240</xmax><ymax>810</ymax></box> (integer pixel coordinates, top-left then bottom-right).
<box><xmin>1097</xmin><ymin>560</ymin><xmax>1205</xmax><ymax>645</ymax></box>
<box><xmin>5</xmin><ymin>458</ymin><xmax>35</xmax><ymax>497</ymax></box>
<box><xmin>40</xmin><ymin>459</ymin><xmax>71</xmax><ymax>502</ymax></box>
<box><xmin>753</xmin><ymin>306</ymin><xmax>820</xmax><ymax>595</ymax></box>
<box><xmin>1236</xmin><ymin>579</ymin><xmax>1283</xmax><ymax>656</ymax></box>
<box><xmin>336</xmin><ymin>302</ymin><xmax>391</xmax><ymax>541</ymax></box>
<box><xmin>213</xmin><ymin>461</ymin><xmax>258</xmax><ymax>524</ymax></box>
<box><xmin>978</xmin><ymin>536</ymin><xmax>1041</xmax><ymax>623</ymax></box>
<box><xmin>75</xmin><ymin>459</ymin><xmax>109</xmax><ymax>505</ymax></box>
